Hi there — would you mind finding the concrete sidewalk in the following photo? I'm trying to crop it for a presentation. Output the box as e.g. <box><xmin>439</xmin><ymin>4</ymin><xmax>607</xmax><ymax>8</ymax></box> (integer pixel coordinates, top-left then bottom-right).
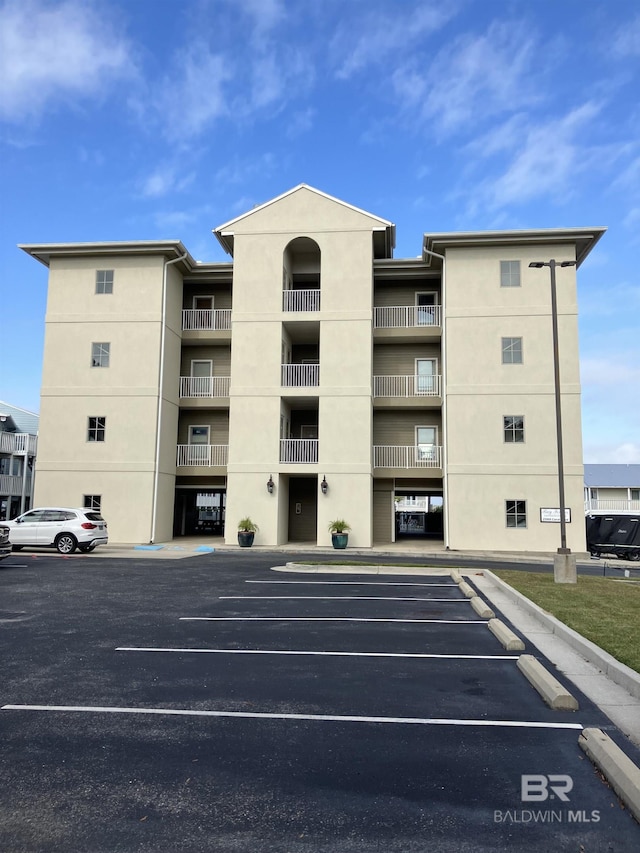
<box><xmin>93</xmin><ymin>536</ymin><xmax>596</xmax><ymax>565</ymax></box>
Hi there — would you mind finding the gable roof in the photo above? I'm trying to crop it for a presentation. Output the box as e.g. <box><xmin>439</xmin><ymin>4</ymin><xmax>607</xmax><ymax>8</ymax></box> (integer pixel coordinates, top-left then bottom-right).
<box><xmin>584</xmin><ymin>464</ymin><xmax>640</xmax><ymax>488</ymax></box>
<box><xmin>0</xmin><ymin>401</ymin><xmax>39</xmax><ymax>434</ymax></box>
<box><xmin>213</xmin><ymin>184</ymin><xmax>395</xmax><ymax>257</ymax></box>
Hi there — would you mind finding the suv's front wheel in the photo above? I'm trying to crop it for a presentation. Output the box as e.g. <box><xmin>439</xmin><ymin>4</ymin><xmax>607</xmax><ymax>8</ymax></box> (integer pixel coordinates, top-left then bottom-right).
<box><xmin>55</xmin><ymin>533</ymin><xmax>77</xmax><ymax>554</ymax></box>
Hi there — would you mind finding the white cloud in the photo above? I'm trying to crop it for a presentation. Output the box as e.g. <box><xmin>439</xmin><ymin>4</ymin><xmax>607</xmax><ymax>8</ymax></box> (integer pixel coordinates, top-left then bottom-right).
<box><xmin>153</xmin><ymin>42</ymin><xmax>232</xmax><ymax>141</ymax></box>
<box><xmin>332</xmin><ymin>2</ymin><xmax>453</xmax><ymax>80</ymax></box>
<box><xmin>140</xmin><ymin>165</ymin><xmax>195</xmax><ymax>199</ymax></box>
<box><xmin>612</xmin><ymin>14</ymin><xmax>640</xmax><ymax>58</ymax></box>
<box><xmin>0</xmin><ymin>0</ymin><xmax>133</xmax><ymax>123</ymax></box>
<box><xmin>392</xmin><ymin>20</ymin><xmax>542</xmax><ymax>135</ymax></box>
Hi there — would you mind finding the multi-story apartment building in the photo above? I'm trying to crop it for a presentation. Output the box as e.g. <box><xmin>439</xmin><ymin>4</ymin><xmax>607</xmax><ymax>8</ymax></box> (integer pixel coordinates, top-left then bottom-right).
<box><xmin>0</xmin><ymin>401</ymin><xmax>38</xmax><ymax>520</ymax></box>
<box><xmin>20</xmin><ymin>185</ymin><xmax>605</xmax><ymax>550</ymax></box>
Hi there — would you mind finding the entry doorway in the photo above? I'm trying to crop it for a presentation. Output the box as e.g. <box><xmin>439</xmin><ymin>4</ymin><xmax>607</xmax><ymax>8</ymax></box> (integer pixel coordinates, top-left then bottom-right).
<box><xmin>288</xmin><ymin>477</ymin><xmax>318</xmax><ymax>542</ymax></box>
<box><xmin>174</xmin><ymin>489</ymin><xmax>226</xmax><ymax>536</ymax></box>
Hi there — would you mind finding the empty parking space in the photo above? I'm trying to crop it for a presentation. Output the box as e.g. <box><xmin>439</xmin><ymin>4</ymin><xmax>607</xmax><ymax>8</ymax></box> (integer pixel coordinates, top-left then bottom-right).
<box><xmin>1</xmin><ymin>555</ymin><xmax>639</xmax><ymax>852</ymax></box>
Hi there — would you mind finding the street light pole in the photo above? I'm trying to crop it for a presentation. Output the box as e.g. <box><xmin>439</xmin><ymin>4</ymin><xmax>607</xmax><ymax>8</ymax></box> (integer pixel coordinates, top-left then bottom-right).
<box><xmin>529</xmin><ymin>259</ymin><xmax>577</xmax><ymax>582</ymax></box>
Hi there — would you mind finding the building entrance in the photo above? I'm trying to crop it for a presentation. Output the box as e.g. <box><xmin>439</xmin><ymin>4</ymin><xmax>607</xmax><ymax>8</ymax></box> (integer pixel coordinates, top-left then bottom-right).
<box><xmin>174</xmin><ymin>489</ymin><xmax>226</xmax><ymax>536</ymax></box>
<box><xmin>288</xmin><ymin>477</ymin><xmax>318</xmax><ymax>542</ymax></box>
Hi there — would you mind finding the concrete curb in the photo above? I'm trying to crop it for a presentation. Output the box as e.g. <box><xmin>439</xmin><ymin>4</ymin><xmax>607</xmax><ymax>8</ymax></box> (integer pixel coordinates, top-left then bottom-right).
<box><xmin>450</xmin><ymin>570</ymin><xmax>462</xmax><ymax>583</ymax></box>
<box><xmin>488</xmin><ymin>618</ymin><xmax>525</xmax><ymax>651</ymax></box>
<box><xmin>458</xmin><ymin>580</ymin><xmax>476</xmax><ymax>598</ymax></box>
<box><xmin>579</xmin><ymin>728</ymin><xmax>640</xmax><ymax>823</ymax></box>
<box><xmin>480</xmin><ymin>570</ymin><xmax>640</xmax><ymax>700</ymax></box>
<box><xmin>517</xmin><ymin>654</ymin><xmax>579</xmax><ymax>711</ymax></box>
<box><xmin>279</xmin><ymin>562</ymin><xmax>451</xmax><ymax>576</ymax></box>
<box><xmin>470</xmin><ymin>596</ymin><xmax>495</xmax><ymax>619</ymax></box>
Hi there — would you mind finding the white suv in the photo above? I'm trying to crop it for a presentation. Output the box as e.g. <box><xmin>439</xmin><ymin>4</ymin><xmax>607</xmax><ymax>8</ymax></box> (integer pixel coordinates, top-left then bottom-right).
<box><xmin>6</xmin><ymin>507</ymin><xmax>108</xmax><ymax>554</ymax></box>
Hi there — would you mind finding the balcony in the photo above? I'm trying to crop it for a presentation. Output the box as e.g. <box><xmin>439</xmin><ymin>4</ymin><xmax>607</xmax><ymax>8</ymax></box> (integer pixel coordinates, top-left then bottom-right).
<box><xmin>0</xmin><ymin>474</ymin><xmax>31</xmax><ymax>497</ymax></box>
<box><xmin>283</xmin><ymin>290</ymin><xmax>320</xmax><ymax>312</ymax></box>
<box><xmin>0</xmin><ymin>433</ymin><xmax>37</xmax><ymax>455</ymax></box>
<box><xmin>280</xmin><ymin>439</ymin><xmax>318</xmax><ymax>463</ymax></box>
<box><xmin>373</xmin><ymin>445</ymin><xmax>443</xmax><ymax>469</ymax></box>
<box><xmin>374</xmin><ymin>305</ymin><xmax>441</xmax><ymax>330</ymax></box>
<box><xmin>179</xmin><ymin>376</ymin><xmax>231</xmax><ymax>398</ymax></box>
<box><xmin>182</xmin><ymin>309</ymin><xmax>232</xmax><ymax>331</ymax></box>
<box><xmin>373</xmin><ymin>374</ymin><xmax>442</xmax><ymax>398</ymax></box>
<box><xmin>281</xmin><ymin>364</ymin><xmax>319</xmax><ymax>387</ymax></box>
<box><xmin>585</xmin><ymin>500</ymin><xmax>640</xmax><ymax>513</ymax></box>
<box><xmin>176</xmin><ymin>444</ymin><xmax>228</xmax><ymax>467</ymax></box>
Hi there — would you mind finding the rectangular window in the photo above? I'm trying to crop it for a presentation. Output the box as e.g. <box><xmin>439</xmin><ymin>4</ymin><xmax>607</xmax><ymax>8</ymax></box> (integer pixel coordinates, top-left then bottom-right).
<box><xmin>506</xmin><ymin>500</ymin><xmax>527</xmax><ymax>528</ymax></box>
<box><xmin>503</xmin><ymin>416</ymin><xmax>525</xmax><ymax>443</ymax></box>
<box><xmin>631</xmin><ymin>489</ymin><xmax>640</xmax><ymax>501</ymax></box>
<box><xmin>87</xmin><ymin>416</ymin><xmax>106</xmax><ymax>442</ymax></box>
<box><xmin>502</xmin><ymin>337</ymin><xmax>523</xmax><ymax>364</ymax></box>
<box><xmin>96</xmin><ymin>270</ymin><xmax>114</xmax><ymax>294</ymax></box>
<box><xmin>500</xmin><ymin>260</ymin><xmax>521</xmax><ymax>287</ymax></box>
<box><xmin>91</xmin><ymin>342</ymin><xmax>110</xmax><ymax>367</ymax></box>
<box><xmin>83</xmin><ymin>495</ymin><xmax>102</xmax><ymax>510</ymax></box>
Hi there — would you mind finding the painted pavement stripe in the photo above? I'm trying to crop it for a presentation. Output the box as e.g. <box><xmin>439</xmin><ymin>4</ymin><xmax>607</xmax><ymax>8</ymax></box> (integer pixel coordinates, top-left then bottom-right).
<box><xmin>115</xmin><ymin>647</ymin><xmax>519</xmax><ymax>660</ymax></box>
<box><xmin>219</xmin><ymin>596</ymin><xmax>467</xmax><ymax>602</ymax></box>
<box><xmin>179</xmin><ymin>617</ymin><xmax>488</xmax><ymax>624</ymax></box>
<box><xmin>1</xmin><ymin>704</ymin><xmax>583</xmax><ymax>730</ymax></box>
<box><xmin>246</xmin><ymin>581</ymin><xmax>456</xmax><ymax>587</ymax></box>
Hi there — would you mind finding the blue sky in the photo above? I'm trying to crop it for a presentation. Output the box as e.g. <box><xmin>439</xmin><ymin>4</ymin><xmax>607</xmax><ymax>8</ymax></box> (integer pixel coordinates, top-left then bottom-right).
<box><xmin>1</xmin><ymin>0</ymin><xmax>638</xmax><ymax>463</ymax></box>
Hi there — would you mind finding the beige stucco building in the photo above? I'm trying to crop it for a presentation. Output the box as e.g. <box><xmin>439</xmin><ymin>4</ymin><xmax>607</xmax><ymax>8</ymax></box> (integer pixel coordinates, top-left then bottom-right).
<box><xmin>21</xmin><ymin>185</ymin><xmax>605</xmax><ymax>551</ymax></box>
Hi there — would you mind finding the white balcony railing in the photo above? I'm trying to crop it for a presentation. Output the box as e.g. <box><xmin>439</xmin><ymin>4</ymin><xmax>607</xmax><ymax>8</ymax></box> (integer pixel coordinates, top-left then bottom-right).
<box><xmin>0</xmin><ymin>432</ymin><xmax>37</xmax><ymax>455</ymax></box>
<box><xmin>176</xmin><ymin>444</ymin><xmax>229</xmax><ymax>467</ymax></box>
<box><xmin>374</xmin><ymin>305</ymin><xmax>441</xmax><ymax>329</ymax></box>
<box><xmin>280</xmin><ymin>439</ymin><xmax>318</xmax><ymax>463</ymax></box>
<box><xmin>282</xmin><ymin>289</ymin><xmax>321</xmax><ymax>312</ymax></box>
<box><xmin>179</xmin><ymin>376</ymin><xmax>231</xmax><ymax>398</ymax></box>
<box><xmin>281</xmin><ymin>364</ymin><xmax>320</xmax><ymax>387</ymax></box>
<box><xmin>182</xmin><ymin>309</ymin><xmax>232</xmax><ymax>331</ymax></box>
<box><xmin>0</xmin><ymin>474</ymin><xmax>28</xmax><ymax>496</ymax></box>
<box><xmin>373</xmin><ymin>374</ymin><xmax>441</xmax><ymax>397</ymax></box>
<box><xmin>585</xmin><ymin>500</ymin><xmax>640</xmax><ymax>513</ymax></box>
<box><xmin>395</xmin><ymin>497</ymin><xmax>430</xmax><ymax>511</ymax></box>
<box><xmin>373</xmin><ymin>445</ymin><xmax>443</xmax><ymax>468</ymax></box>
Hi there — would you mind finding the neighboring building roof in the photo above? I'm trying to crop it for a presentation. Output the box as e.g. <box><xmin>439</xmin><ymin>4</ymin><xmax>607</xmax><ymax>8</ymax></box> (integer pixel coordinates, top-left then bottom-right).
<box><xmin>584</xmin><ymin>464</ymin><xmax>640</xmax><ymax>488</ymax></box>
<box><xmin>0</xmin><ymin>401</ymin><xmax>39</xmax><ymax>434</ymax></box>
<box><xmin>423</xmin><ymin>226</ymin><xmax>607</xmax><ymax>268</ymax></box>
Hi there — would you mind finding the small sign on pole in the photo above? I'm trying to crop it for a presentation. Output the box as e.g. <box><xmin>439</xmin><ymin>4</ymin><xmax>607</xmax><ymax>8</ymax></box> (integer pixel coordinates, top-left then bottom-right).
<box><xmin>540</xmin><ymin>507</ymin><xmax>571</xmax><ymax>523</ymax></box>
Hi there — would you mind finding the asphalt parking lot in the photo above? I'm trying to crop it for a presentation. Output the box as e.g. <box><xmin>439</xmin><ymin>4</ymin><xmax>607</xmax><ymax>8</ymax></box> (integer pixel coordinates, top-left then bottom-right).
<box><xmin>1</xmin><ymin>550</ymin><xmax>639</xmax><ymax>852</ymax></box>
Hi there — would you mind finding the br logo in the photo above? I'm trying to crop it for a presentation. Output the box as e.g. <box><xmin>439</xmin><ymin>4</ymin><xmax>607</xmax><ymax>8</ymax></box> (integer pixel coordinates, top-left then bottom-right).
<box><xmin>521</xmin><ymin>775</ymin><xmax>573</xmax><ymax>802</ymax></box>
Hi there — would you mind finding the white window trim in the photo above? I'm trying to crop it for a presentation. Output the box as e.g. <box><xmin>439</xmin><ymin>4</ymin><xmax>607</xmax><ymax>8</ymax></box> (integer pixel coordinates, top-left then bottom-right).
<box><xmin>500</xmin><ymin>260</ymin><xmax>521</xmax><ymax>287</ymax></box>
<box><xmin>502</xmin><ymin>336</ymin><xmax>523</xmax><ymax>364</ymax></box>
<box><xmin>192</xmin><ymin>295</ymin><xmax>215</xmax><ymax>309</ymax></box>
<box><xmin>415</xmin><ymin>291</ymin><xmax>438</xmax><ymax>306</ymax></box>
<box><xmin>190</xmin><ymin>359</ymin><xmax>213</xmax><ymax>377</ymax></box>
<box><xmin>188</xmin><ymin>425</ymin><xmax>210</xmax><ymax>444</ymax></box>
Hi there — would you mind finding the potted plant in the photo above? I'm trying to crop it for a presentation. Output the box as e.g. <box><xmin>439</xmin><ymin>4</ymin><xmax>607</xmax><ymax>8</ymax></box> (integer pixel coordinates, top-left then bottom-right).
<box><xmin>328</xmin><ymin>519</ymin><xmax>350</xmax><ymax>550</ymax></box>
<box><xmin>237</xmin><ymin>518</ymin><xmax>259</xmax><ymax>548</ymax></box>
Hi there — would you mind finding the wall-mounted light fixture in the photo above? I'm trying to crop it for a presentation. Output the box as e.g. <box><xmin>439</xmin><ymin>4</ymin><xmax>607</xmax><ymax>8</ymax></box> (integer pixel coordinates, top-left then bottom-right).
<box><xmin>267</xmin><ymin>475</ymin><xmax>275</xmax><ymax>494</ymax></box>
<box><xmin>321</xmin><ymin>476</ymin><xmax>328</xmax><ymax>495</ymax></box>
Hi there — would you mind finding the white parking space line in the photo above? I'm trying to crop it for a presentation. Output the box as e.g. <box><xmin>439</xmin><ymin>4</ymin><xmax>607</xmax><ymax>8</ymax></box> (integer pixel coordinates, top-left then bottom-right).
<box><xmin>180</xmin><ymin>617</ymin><xmax>488</xmax><ymax>624</ymax></box>
<box><xmin>1</xmin><ymin>704</ymin><xmax>584</xmax><ymax>730</ymax></box>
<box><xmin>247</xmin><ymin>581</ymin><xmax>456</xmax><ymax>587</ymax></box>
<box><xmin>220</xmin><ymin>596</ymin><xmax>468</xmax><ymax>602</ymax></box>
<box><xmin>116</xmin><ymin>647</ymin><xmax>519</xmax><ymax>660</ymax></box>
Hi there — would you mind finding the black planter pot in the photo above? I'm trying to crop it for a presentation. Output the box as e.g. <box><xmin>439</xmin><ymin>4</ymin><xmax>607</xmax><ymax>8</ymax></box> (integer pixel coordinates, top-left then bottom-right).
<box><xmin>331</xmin><ymin>533</ymin><xmax>348</xmax><ymax>550</ymax></box>
<box><xmin>238</xmin><ymin>531</ymin><xmax>255</xmax><ymax>548</ymax></box>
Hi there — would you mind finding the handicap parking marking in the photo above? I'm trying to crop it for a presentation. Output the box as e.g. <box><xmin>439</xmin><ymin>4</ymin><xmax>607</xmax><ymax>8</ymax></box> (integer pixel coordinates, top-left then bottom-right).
<box><xmin>0</xmin><ymin>703</ymin><xmax>584</xmax><ymax>729</ymax></box>
<box><xmin>115</xmin><ymin>646</ymin><xmax>521</xmax><ymax>660</ymax></box>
